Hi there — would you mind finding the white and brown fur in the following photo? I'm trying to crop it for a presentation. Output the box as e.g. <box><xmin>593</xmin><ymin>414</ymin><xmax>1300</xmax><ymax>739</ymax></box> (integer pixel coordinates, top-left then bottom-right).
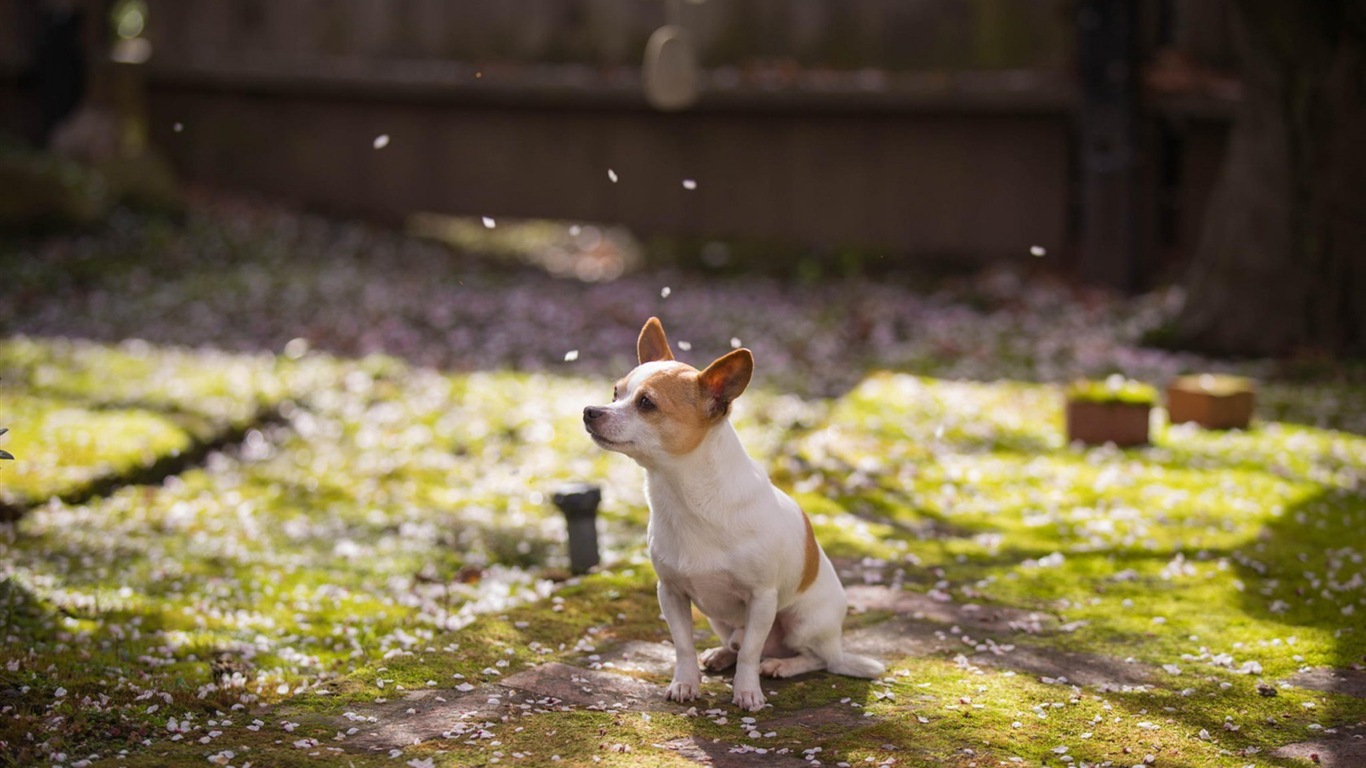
<box><xmin>583</xmin><ymin>317</ymin><xmax>884</xmax><ymax>711</ymax></box>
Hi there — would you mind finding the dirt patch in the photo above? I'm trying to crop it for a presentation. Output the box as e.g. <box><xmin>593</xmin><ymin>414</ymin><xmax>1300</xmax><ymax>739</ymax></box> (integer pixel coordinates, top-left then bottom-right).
<box><xmin>759</xmin><ymin>701</ymin><xmax>876</xmax><ymax>735</ymax></box>
<box><xmin>341</xmin><ymin>687</ymin><xmax>506</xmax><ymax>752</ymax></box>
<box><xmin>1287</xmin><ymin>668</ymin><xmax>1366</xmax><ymax>699</ymax></box>
<box><xmin>843</xmin><ymin>617</ymin><xmax>961</xmax><ymax>660</ymax></box>
<box><xmin>657</xmin><ymin>736</ymin><xmax>813</xmax><ymax>767</ymax></box>
<box><xmin>845</xmin><ymin>585</ymin><xmax>1058</xmax><ymax>635</ymax></box>
<box><xmin>340</xmin><ymin>662</ymin><xmax>689</xmax><ymax>751</ymax></box>
<box><xmin>1271</xmin><ymin>722</ymin><xmax>1366</xmax><ymax>767</ymax></box>
<box><xmin>501</xmin><ymin>661</ymin><xmax>671</xmax><ymax>710</ymax></box>
<box><xmin>846</xmin><ymin>615</ymin><xmax>1154</xmax><ymax>689</ymax></box>
<box><xmin>970</xmin><ymin>643</ymin><xmax>1154</xmax><ymax>689</ymax></box>
<box><xmin>592</xmin><ymin>639</ymin><xmax>677</xmax><ymax>677</ymax></box>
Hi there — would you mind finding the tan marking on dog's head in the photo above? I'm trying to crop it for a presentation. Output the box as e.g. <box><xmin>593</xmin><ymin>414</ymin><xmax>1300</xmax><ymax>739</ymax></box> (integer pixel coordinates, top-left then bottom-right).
<box><xmin>629</xmin><ymin>363</ymin><xmax>715</xmax><ymax>455</ymax></box>
<box><xmin>600</xmin><ymin>319</ymin><xmax>757</xmax><ymax>458</ymax></box>
<box><xmin>798</xmin><ymin>512</ymin><xmax>820</xmax><ymax>593</ymax></box>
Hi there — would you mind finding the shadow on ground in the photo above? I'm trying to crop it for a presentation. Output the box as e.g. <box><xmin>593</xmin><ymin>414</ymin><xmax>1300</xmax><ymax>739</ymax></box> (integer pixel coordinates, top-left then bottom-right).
<box><xmin>1235</xmin><ymin>488</ymin><xmax>1366</xmax><ymax>766</ymax></box>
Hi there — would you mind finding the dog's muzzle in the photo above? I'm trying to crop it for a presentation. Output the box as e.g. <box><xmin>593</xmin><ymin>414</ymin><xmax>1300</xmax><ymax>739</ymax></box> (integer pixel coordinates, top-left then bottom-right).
<box><xmin>583</xmin><ymin>406</ymin><xmax>606</xmax><ymax>435</ymax></box>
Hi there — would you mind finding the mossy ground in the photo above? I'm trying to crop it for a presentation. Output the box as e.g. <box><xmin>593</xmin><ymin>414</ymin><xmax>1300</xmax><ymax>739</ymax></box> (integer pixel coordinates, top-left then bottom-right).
<box><xmin>2</xmin><ymin>206</ymin><xmax>1364</xmax><ymax>767</ymax></box>
<box><xmin>3</xmin><ymin>340</ymin><xmax>1362</xmax><ymax>767</ymax></box>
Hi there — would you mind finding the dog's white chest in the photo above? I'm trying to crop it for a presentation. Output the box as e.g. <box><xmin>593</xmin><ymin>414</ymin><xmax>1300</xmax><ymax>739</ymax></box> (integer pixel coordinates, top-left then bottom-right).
<box><xmin>653</xmin><ymin>557</ymin><xmax>751</xmax><ymax>624</ymax></box>
<box><xmin>649</xmin><ymin>507</ymin><xmax>776</xmax><ymax>623</ymax></box>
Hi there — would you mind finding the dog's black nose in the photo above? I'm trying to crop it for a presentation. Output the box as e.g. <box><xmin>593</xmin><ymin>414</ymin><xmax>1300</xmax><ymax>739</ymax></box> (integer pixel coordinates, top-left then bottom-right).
<box><xmin>583</xmin><ymin>406</ymin><xmax>605</xmax><ymax>422</ymax></box>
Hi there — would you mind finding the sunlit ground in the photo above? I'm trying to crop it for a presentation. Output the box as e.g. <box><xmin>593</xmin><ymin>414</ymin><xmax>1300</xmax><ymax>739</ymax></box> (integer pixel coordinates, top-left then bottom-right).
<box><xmin>1</xmin><ymin>201</ymin><xmax>1363</xmax><ymax>767</ymax></box>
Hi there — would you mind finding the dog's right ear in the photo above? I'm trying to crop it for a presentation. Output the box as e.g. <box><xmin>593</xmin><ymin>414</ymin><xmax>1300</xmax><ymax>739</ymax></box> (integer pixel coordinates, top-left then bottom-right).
<box><xmin>637</xmin><ymin>316</ymin><xmax>675</xmax><ymax>364</ymax></box>
<box><xmin>698</xmin><ymin>348</ymin><xmax>753</xmax><ymax>418</ymax></box>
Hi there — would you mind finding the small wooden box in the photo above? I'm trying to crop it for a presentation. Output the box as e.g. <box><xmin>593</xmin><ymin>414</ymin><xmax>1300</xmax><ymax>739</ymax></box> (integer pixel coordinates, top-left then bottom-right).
<box><xmin>1166</xmin><ymin>375</ymin><xmax>1255</xmax><ymax>430</ymax></box>
<box><xmin>1065</xmin><ymin>400</ymin><xmax>1151</xmax><ymax>447</ymax></box>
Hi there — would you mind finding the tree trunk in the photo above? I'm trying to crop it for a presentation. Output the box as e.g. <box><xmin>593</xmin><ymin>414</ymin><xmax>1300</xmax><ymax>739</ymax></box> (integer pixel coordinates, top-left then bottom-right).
<box><xmin>1174</xmin><ymin>0</ymin><xmax>1366</xmax><ymax>356</ymax></box>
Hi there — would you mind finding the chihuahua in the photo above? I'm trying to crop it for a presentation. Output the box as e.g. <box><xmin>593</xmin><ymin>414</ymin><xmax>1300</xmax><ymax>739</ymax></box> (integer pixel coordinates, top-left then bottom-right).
<box><xmin>583</xmin><ymin>317</ymin><xmax>884</xmax><ymax>711</ymax></box>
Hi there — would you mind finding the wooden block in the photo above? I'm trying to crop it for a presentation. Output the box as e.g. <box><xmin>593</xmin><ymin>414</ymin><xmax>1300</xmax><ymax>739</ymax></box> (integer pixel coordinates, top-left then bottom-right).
<box><xmin>1166</xmin><ymin>375</ymin><xmax>1255</xmax><ymax>430</ymax></box>
<box><xmin>1065</xmin><ymin>400</ymin><xmax>1150</xmax><ymax>447</ymax></box>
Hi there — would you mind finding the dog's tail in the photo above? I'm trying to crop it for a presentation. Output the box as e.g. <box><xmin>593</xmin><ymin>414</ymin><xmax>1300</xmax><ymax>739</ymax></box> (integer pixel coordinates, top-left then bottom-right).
<box><xmin>827</xmin><ymin>652</ymin><xmax>885</xmax><ymax>679</ymax></box>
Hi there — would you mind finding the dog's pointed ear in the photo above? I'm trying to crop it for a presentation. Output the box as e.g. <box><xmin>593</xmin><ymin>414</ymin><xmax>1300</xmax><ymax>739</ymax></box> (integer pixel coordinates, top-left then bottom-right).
<box><xmin>637</xmin><ymin>317</ymin><xmax>675</xmax><ymax>364</ymax></box>
<box><xmin>698</xmin><ymin>348</ymin><xmax>753</xmax><ymax>418</ymax></box>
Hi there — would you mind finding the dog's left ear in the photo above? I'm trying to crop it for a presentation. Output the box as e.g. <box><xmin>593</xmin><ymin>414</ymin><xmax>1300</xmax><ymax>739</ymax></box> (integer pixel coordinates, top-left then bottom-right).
<box><xmin>638</xmin><ymin>316</ymin><xmax>675</xmax><ymax>364</ymax></box>
<box><xmin>698</xmin><ymin>348</ymin><xmax>753</xmax><ymax>418</ymax></box>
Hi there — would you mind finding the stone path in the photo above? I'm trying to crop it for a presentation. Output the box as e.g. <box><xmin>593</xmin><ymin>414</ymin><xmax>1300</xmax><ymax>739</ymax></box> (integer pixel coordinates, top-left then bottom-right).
<box><xmin>332</xmin><ymin>583</ymin><xmax>1366</xmax><ymax>766</ymax></box>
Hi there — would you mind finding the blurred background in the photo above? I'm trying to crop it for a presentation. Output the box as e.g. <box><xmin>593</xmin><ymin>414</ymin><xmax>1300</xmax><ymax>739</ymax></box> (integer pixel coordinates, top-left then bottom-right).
<box><xmin>0</xmin><ymin>0</ymin><xmax>1361</xmax><ymax>358</ymax></box>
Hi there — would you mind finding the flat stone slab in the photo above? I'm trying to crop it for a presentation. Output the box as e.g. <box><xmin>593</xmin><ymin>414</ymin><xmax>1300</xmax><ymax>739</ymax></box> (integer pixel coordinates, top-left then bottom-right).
<box><xmin>844</xmin><ymin>617</ymin><xmax>960</xmax><ymax>660</ymax></box>
<box><xmin>657</xmin><ymin>736</ymin><xmax>811</xmax><ymax>767</ymax></box>
<box><xmin>1271</xmin><ymin>723</ymin><xmax>1366</xmax><ymax>767</ymax></box>
<box><xmin>501</xmin><ymin>661</ymin><xmax>668</xmax><ymax>710</ymax></box>
<box><xmin>341</xmin><ymin>687</ymin><xmax>505</xmax><ymax>751</ymax></box>
<box><xmin>1288</xmin><ymin>667</ymin><xmax>1366</xmax><ymax>698</ymax></box>
<box><xmin>759</xmin><ymin>702</ymin><xmax>875</xmax><ymax>735</ymax></box>
<box><xmin>846</xmin><ymin>585</ymin><xmax>1058</xmax><ymax>635</ymax></box>
<box><xmin>592</xmin><ymin>639</ymin><xmax>676</xmax><ymax>677</ymax></box>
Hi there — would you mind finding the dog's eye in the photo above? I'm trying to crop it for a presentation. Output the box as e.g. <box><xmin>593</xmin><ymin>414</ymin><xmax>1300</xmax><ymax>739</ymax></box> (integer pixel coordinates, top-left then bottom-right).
<box><xmin>637</xmin><ymin>394</ymin><xmax>656</xmax><ymax>411</ymax></box>
<box><xmin>612</xmin><ymin>388</ymin><xmax>618</xmax><ymax>402</ymax></box>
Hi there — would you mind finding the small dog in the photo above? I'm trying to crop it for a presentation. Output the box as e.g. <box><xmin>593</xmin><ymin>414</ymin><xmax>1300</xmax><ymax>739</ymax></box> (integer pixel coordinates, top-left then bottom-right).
<box><xmin>584</xmin><ymin>317</ymin><xmax>884</xmax><ymax>711</ymax></box>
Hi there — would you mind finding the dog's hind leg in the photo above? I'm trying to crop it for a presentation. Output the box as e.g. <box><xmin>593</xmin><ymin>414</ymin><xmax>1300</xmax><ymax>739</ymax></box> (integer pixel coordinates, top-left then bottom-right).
<box><xmin>814</xmin><ymin>630</ymin><xmax>884</xmax><ymax>679</ymax></box>
<box><xmin>700</xmin><ymin>646</ymin><xmax>737</xmax><ymax>671</ymax></box>
<box><xmin>699</xmin><ymin>618</ymin><xmax>738</xmax><ymax>671</ymax></box>
<box><xmin>760</xmin><ymin>653</ymin><xmax>826</xmax><ymax>678</ymax></box>
<box><xmin>788</xmin><ymin>620</ymin><xmax>884</xmax><ymax>680</ymax></box>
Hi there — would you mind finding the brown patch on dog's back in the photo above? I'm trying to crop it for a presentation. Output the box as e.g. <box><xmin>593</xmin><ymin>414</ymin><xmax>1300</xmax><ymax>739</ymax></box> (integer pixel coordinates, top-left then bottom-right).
<box><xmin>635</xmin><ymin>365</ymin><xmax>716</xmax><ymax>455</ymax></box>
<box><xmin>798</xmin><ymin>512</ymin><xmax>820</xmax><ymax>592</ymax></box>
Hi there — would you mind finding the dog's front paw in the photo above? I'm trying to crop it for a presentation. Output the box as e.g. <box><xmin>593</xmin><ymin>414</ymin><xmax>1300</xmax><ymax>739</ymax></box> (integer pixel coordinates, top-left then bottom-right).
<box><xmin>732</xmin><ymin>687</ymin><xmax>766</xmax><ymax>711</ymax></box>
<box><xmin>699</xmin><ymin>646</ymin><xmax>738</xmax><ymax>671</ymax></box>
<box><xmin>665</xmin><ymin>679</ymin><xmax>701</xmax><ymax>702</ymax></box>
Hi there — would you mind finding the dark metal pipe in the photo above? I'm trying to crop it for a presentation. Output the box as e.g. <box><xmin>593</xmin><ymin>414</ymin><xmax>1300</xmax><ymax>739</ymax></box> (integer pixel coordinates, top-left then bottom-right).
<box><xmin>553</xmin><ymin>484</ymin><xmax>601</xmax><ymax>575</ymax></box>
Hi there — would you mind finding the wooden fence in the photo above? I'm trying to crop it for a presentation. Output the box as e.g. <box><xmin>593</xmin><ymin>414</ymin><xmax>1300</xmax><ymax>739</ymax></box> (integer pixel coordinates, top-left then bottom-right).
<box><xmin>4</xmin><ymin>0</ymin><xmax>1238</xmax><ymax>285</ymax></box>
<box><xmin>142</xmin><ymin>0</ymin><xmax>1075</xmax><ymax>72</ymax></box>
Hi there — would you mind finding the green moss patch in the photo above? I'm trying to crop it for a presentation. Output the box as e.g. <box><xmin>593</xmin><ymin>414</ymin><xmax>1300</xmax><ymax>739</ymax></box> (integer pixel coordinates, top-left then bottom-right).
<box><xmin>1066</xmin><ymin>376</ymin><xmax>1160</xmax><ymax>406</ymax></box>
